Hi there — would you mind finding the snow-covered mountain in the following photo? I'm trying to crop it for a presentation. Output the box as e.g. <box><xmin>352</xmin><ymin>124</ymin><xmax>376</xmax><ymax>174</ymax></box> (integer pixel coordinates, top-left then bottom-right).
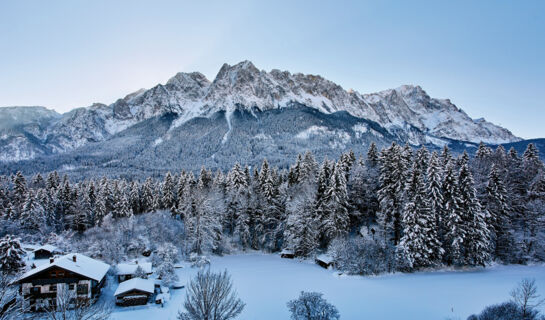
<box><xmin>0</xmin><ymin>61</ymin><xmax>520</xmax><ymax>165</ymax></box>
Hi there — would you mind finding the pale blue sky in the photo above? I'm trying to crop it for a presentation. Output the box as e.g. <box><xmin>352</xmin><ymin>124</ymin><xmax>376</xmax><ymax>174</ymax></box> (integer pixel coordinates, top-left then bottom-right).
<box><xmin>0</xmin><ymin>0</ymin><xmax>543</xmax><ymax>138</ymax></box>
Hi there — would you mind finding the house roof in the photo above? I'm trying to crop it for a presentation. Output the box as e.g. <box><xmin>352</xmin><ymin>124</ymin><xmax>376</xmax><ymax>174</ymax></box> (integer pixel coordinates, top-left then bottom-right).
<box><xmin>114</xmin><ymin>278</ymin><xmax>155</xmax><ymax>296</ymax></box>
<box><xmin>18</xmin><ymin>253</ymin><xmax>110</xmax><ymax>283</ymax></box>
<box><xmin>116</xmin><ymin>262</ymin><xmax>152</xmax><ymax>275</ymax></box>
<box><xmin>316</xmin><ymin>254</ymin><xmax>334</xmax><ymax>264</ymax></box>
<box><xmin>33</xmin><ymin>244</ymin><xmax>60</xmax><ymax>253</ymax></box>
<box><xmin>280</xmin><ymin>249</ymin><xmax>294</xmax><ymax>255</ymax></box>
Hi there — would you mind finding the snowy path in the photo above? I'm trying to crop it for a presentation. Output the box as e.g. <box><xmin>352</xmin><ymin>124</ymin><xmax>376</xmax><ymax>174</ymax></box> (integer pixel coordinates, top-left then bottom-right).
<box><xmin>110</xmin><ymin>253</ymin><xmax>545</xmax><ymax>320</ymax></box>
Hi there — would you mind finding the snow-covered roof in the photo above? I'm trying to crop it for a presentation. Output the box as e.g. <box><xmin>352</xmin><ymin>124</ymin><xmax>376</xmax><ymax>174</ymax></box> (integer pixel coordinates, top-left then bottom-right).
<box><xmin>281</xmin><ymin>249</ymin><xmax>294</xmax><ymax>255</ymax></box>
<box><xmin>18</xmin><ymin>253</ymin><xmax>110</xmax><ymax>282</ymax></box>
<box><xmin>316</xmin><ymin>254</ymin><xmax>334</xmax><ymax>264</ymax></box>
<box><xmin>33</xmin><ymin>244</ymin><xmax>60</xmax><ymax>253</ymax></box>
<box><xmin>114</xmin><ymin>278</ymin><xmax>155</xmax><ymax>296</ymax></box>
<box><xmin>116</xmin><ymin>262</ymin><xmax>152</xmax><ymax>275</ymax></box>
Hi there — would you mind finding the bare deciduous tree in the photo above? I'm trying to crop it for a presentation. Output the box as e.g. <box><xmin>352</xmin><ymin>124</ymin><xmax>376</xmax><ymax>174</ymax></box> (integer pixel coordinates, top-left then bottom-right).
<box><xmin>178</xmin><ymin>269</ymin><xmax>245</xmax><ymax>320</ymax></box>
<box><xmin>45</xmin><ymin>286</ymin><xmax>112</xmax><ymax>320</ymax></box>
<box><xmin>0</xmin><ymin>272</ymin><xmax>32</xmax><ymax>320</ymax></box>
<box><xmin>510</xmin><ymin>278</ymin><xmax>545</xmax><ymax>320</ymax></box>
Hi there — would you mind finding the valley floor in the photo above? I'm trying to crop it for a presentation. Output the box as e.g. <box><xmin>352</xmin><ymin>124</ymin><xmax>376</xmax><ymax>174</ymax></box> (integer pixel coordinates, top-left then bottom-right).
<box><xmin>108</xmin><ymin>253</ymin><xmax>545</xmax><ymax>320</ymax></box>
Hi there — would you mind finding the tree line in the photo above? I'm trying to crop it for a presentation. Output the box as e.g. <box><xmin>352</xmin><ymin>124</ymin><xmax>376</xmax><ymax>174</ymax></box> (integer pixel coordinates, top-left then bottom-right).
<box><xmin>1</xmin><ymin>142</ymin><xmax>544</xmax><ymax>275</ymax></box>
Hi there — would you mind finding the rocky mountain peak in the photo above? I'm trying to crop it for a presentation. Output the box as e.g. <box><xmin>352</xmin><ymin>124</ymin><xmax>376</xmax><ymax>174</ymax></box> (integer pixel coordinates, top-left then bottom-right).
<box><xmin>0</xmin><ymin>61</ymin><xmax>523</xmax><ymax>162</ymax></box>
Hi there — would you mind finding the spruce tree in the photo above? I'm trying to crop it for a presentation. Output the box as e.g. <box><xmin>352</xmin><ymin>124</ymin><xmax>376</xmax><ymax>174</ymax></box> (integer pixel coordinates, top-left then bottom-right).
<box><xmin>377</xmin><ymin>143</ymin><xmax>406</xmax><ymax>245</ymax></box>
<box><xmin>321</xmin><ymin>163</ymin><xmax>349</xmax><ymax>242</ymax></box>
<box><xmin>486</xmin><ymin>164</ymin><xmax>514</xmax><ymax>262</ymax></box>
<box><xmin>0</xmin><ymin>234</ymin><xmax>25</xmax><ymax>274</ymax></box>
<box><xmin>162</xmin><ymin>172</ymin><xmax>176</xmax><ymax>210</ymax></box>
<box><xmin>458</xmin><ymin>157</ymin><xmax>491</xmax><ymax>266</ymax></box>
<box><xmin>442</xmin><ymin>161</ymin><xmax>464</xmax><ymax>266</ymax></box>
<box><xmin>427</xmin><ymin>152</ymin><xmax>444</xmax><ymax>240</ymax></box>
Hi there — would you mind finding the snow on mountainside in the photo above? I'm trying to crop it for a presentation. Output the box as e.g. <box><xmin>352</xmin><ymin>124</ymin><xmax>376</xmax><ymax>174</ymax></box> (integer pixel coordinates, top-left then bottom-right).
<box><xmin>0</xmin><ymin>61</ymin><xmax>520</xmax><ymax>162</ymax></box>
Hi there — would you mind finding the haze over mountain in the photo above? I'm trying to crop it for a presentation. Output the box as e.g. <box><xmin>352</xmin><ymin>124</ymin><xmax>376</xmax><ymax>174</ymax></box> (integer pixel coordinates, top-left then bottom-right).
<box><xmin>0</xmin><ymin>61</ymin><xmax>529</xmax><ymax>177</ymax></box>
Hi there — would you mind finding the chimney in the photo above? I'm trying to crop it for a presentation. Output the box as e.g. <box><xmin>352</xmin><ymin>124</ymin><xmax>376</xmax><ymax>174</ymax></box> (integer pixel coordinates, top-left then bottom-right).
<box><xmin>50</xmin><ymin>258</ymin><xmax>54</xmax><ymax>264</ymax></box>
<box><xmin>72</xmin><ymin>255</ymin><xmax>77</xmax><ymax>262</ymax></box>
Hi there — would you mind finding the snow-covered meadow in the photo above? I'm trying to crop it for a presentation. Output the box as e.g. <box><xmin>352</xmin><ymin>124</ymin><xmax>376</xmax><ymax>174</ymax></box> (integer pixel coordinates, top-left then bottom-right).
<box><xmin>109</xmin><ymin>253</ymin><xmax>545</xmax><ymax>320</ymax></box>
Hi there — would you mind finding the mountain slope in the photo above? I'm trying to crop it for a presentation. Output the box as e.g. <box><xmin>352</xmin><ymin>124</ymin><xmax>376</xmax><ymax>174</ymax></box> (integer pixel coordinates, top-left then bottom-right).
<box><xmin>0</xmin><ymin>61</ymin><xmax>521</xmax><ymax>166</ymax></box>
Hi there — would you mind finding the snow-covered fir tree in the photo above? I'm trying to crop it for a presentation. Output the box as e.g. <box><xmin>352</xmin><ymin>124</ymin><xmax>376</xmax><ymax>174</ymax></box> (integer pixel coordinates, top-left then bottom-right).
<box><xmin>486</xmin><ymin>164</ymin><xmax>514</xmax><ymax>262</ymax></box>
<box><xmin>0</xmin><ymin>234</ymin><xmax>25</xmax><ymax>273</ymax></box>
<box><xmin>458</xmin><ymin>155</ymin><xmax>491</xmax><ymax>267</ymax></box>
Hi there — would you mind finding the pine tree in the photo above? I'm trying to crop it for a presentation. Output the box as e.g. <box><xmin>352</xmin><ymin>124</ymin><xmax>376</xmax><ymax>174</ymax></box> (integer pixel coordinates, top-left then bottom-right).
<box><xmin>0</xmin><ymin>234</ymin><xmax>25</xmax><ymax>273</ymax></box>
<box><xmin>458</xmin><ymin>157</ymin><xmax>491</xmax><ymax>266</ymax></box>
<box><xmin>11</xmin><ymin>171</ymin><xmax>27</xmax><ymax>216</ymax></box>
<box><xmin>486</xmin><ymin>164</ymin><xmax>514</xmax><ymax>262</ymax></box>
<box><xmin>46</xmin><ymin>171</ymin><xmax>60</xmax><ymax>191</ymax></box>
<box><xmin>21</xmin><ymin>190</ymin><xmax>45</xmax><ymax>230</ymax></box>
<box><xmin>442</xmin><ymin>161</ymin><xmax>464</xmax><ymax>266</ymax></box>
<box><xmin>398</xmin><ymin>160</ymin><xmax>442</xmax><ymax>270</ymax></box>
<box><xmin>162</xmin><ymin>172</ymin><xmax>176</xmax><ymax>210</ymax></box>
<box><xmin>427</xmin><ymin>152</ymin><xmax>444</xmax><ymax>241</ymax></box>
<box><xmin>377</xmin><ymin>143</ymin><xmax>406</xmax><ymax>245</ymax></box>
<box><xmin>299</xmin><ymin>151</ymin><xmax>318</xmax><ymax>184</ymax></box>
<box><xmin>321</xmin><ymin>163</ymin><xmax>349</xmax><ymax>242</ymax></box>
<box><xmin>523</xmin><ymin>172</ymin><xmax>545</xmax><ymax>261</ymax></box>
<box><xmin>367</xmin><ymin>142</ymin><xmax>379</xmax><ymax>167</ymax></box>
<box><xmin>141</xmin><ymin>177</ymin><xmax>155</xmax><ymax>213</ymax></box>
<box><xmin>183</xmin><ymin>192</ymin><xmax>222</xmax><ymax>255</ymax></box>
<box><xmin>31</xmin><ymin>173</ymin><xmax>45</xmax><ymax>189</ymax></box>
<box><xmin>284</xmin><ymin>187</ymin><xmax>318</xmax><ymax>257</ymax></box>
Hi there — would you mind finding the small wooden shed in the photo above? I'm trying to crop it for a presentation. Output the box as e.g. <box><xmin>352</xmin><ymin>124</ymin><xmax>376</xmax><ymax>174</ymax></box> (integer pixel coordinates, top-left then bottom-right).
<box><xmin>114</xmin><ymin>278</ymin><xmax>155</xmax><ymax>306</ymax></box>
<box><xmin>315</xmin><ymin>254</ymin><xmax>335</xmax><ymax>269</ymax></box>
<box><xmin>280</xmin><ymin>249</ymin><xmax>295</xmax><ymax>259</ymax></box>
<box><xmin>33</xmin><ymin>245</ymin><xmax>62</xmax><ymax>259</ymax></box>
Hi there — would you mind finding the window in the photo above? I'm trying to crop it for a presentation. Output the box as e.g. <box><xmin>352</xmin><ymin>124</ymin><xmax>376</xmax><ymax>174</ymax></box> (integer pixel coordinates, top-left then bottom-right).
<box><xmin>30</xmin><ymin>286</ymin><xmax>40</xmax><ymax>294</ymax></box>
<box><xmin>50</xmin><ymin>284</ymin><xmax>57</xmax><ymax>292</ymax></box>
<box><xmin>69</xmin><ymin>284</ymin><xmax>75</xmax><ymax>290</ymax></box>
<box><xmin>77</xmin><ymin>284</ymin><xmax>88</xmax><ymax>295</ymax></box>
<box><xmin>58</xmin><ymin>271</ymin><xmax>64</xmax><ymax>277</ymax></box>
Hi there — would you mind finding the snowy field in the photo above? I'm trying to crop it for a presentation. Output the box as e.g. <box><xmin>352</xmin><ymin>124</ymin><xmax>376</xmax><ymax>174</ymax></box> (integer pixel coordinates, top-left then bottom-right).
<box><xmin>109</xmin><ymin>253</ymin><xmax>545</xmax><ymax>320</ymax></box>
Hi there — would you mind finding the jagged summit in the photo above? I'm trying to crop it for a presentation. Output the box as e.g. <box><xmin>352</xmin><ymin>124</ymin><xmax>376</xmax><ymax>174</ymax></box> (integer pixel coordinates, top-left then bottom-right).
<box><xmin>0</xmin><ymin>60</ymin><xmax>521</xmax><ymax>163</ymax></box>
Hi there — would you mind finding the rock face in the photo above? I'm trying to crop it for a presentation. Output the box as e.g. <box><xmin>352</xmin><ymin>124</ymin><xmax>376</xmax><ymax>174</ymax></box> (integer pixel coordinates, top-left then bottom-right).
<box><xmin>0</xmin><ymin>60</ymin><xmax>520</xmax><ymax>165</ymax></box>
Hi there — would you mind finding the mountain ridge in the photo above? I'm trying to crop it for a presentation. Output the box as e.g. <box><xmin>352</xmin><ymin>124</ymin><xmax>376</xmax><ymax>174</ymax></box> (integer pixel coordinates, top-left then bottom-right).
<box><xmin>0</xmin><ymin>61</ymin><xmax>522</xmax><ymax>165</ymax></box>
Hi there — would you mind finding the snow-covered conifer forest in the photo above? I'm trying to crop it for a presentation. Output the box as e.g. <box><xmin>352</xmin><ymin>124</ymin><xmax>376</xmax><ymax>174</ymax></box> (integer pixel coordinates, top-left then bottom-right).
<box><xmin>1</xmin><ymin>142</ymin><xmax>544</xmax><ymax>273</ymax></box>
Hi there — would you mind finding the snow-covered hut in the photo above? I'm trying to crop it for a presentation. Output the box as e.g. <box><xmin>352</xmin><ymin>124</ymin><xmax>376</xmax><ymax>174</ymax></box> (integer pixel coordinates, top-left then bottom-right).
<box><xmin>115</xmin><ymin>262</ymin><xmax>152</xmax><ymax>282</ymax></box>
<box><xmin>33</xmin><ymin>245</ymin><xmax>62</xmax><ymax>259</ymax></box>
<box><xmin>114</xmin><ymin>278</ymin><xmax>155</xmax><ymax>306</ymax></box>
<box><xmin>315</xmin><ymin>254</ymin><xmax>335</xmax><ymax>269</ymax></box>
<box><xmin>280</xmin><ymin>249</ymin><xmax>295</xmax><ymax>259</ymax></box>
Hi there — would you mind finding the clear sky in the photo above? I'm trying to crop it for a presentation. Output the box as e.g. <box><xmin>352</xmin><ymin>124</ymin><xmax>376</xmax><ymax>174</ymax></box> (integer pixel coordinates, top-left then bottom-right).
<box><xmin>0</xmin><ymin>0</ymin><xmax>544</xmax><ymax>138</ymax></box>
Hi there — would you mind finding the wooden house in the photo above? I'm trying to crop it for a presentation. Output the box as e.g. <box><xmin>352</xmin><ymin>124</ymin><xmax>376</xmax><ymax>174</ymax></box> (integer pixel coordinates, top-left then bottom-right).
<box><xmin>114</xmin><ymin>278</ymin><xmax>155</xmax><ymax>306</ymax></box>
<box><xmin>16</xmin><ymin>253</ymin><xmax>110</xmax><ymax>312</ymax></box>
<box><xmin>115</xmin><ymin>262</ymin><xmax>153</xmax><ymax>282</ymax></box>
<box><xmin>33</xmin><ymin>245</ymin><xmax>62</xmax><ymax>260</ymax></box>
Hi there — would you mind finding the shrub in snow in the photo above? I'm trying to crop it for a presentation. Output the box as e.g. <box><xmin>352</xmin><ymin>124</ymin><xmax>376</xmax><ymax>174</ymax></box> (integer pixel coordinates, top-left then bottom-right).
<box><xmin>155</xmin><ymin>243</ymin><xmax>179</xmax><ymax>287</ymax></box>
<box><xmin>178</xmin><ymin>269</ymin><xmax>244</xmax><ymax>320</ymax></box>
<box><xmin>328</xmin><ymin>235</ymin><xmax>395</xmax><ymax>275</ymax></box>
<box><xmin>467</xmin><ymin>301</ymin><xmax>525</xmax><ymax>320</ymax></box>
<box><xmin>287</xmin><ymin>291</ymin><xmax>340</xmax><ymax>320</ymax></box>
<box><xmin>0</xmin><ymin>234</ymin><xmax>25</xmax><ymax>273</ymax></box>
<box><xmin>134</xmin><ymin>265</ymin><xmax>148</xmax><ymax>279</ymax></box>
<box><xmin>468</xmin><ymin>278</ymin><xmax>545</xmax><ymax>320</ymax></box>
<box><xmin>189</xmin><ymin>253</ymin><xmax>210</xmax><ymax>268</ymax></box>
